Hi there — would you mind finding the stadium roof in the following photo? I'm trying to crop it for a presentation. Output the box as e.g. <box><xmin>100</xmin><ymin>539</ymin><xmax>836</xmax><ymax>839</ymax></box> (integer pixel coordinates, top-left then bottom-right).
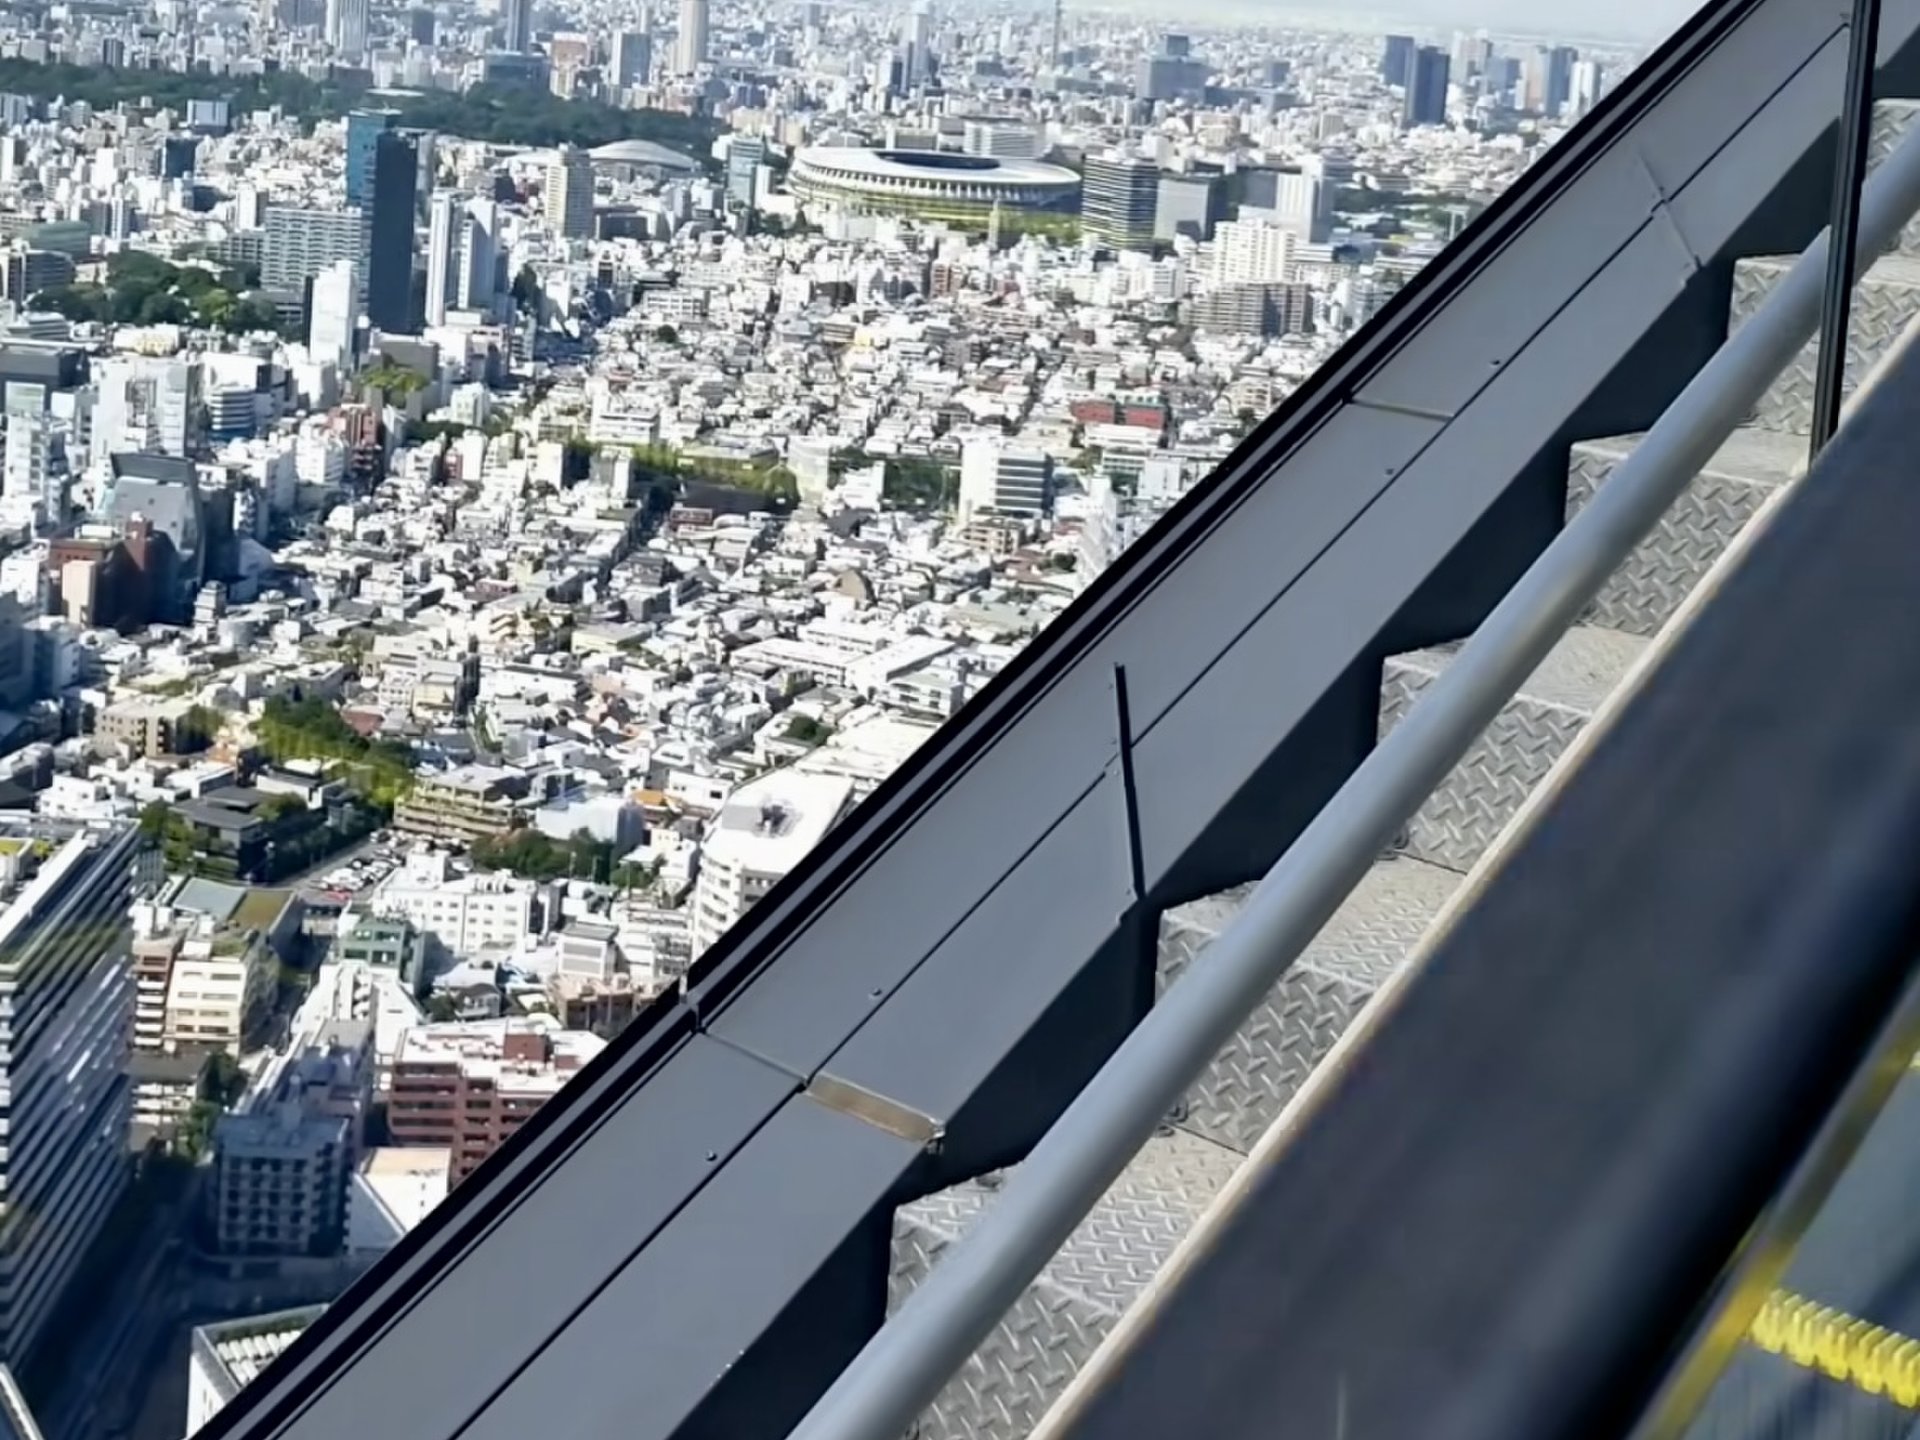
<box><xmin>586</xmin><ymin>138</ymin><xmax>701</xmax><ymax>172</ymax></box>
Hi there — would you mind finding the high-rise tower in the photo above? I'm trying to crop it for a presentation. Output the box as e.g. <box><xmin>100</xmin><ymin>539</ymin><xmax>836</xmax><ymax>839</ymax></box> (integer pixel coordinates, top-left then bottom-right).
<box><xmin>502</xmin><ymin>0</ymin><xmax>532</xmax><ymax>53</ymax></box>
<box><xmin>425</xmin><ymin>191</ymin><xmax>459</xmax><ymax>328</ymax></box>
<box><xmin>0</xmin><ymin>823</ymin><xmax>142</xmax><ymax>1365</ymax></box>
<box><xmin>544</xmin><ymin>147</ymin><xmax>595</xmax><ymax>240</ymax></box>
<box><xmin>675</xmin><ymin>0</ymin><xmax>708</xmax><ymax>73</ymax></box>
<box><xmin>366</xmin><ymin>130</ymin><xmax>420</xmax><ymax>332</ymax></box>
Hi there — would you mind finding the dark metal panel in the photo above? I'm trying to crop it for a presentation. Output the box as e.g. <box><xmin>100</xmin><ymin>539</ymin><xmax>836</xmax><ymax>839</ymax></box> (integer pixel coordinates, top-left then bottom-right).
<box><xmin>1664</xmin><ymin>32</ymin><xmax>1848</xmax><ymax>258</ymax></box>
<box><xmin>705</xmin><ymin>657</ymin><xmax>1113</xmax><ymax>1082</ymax></box>
<box><xmin>814</xmin><ymin>784</ymin><xmax>1146</xmax><ymax>1180</ymax></box>
<box><xmin>1634</xmin><ymin>1</ymin><xmax>1846</xmax><ymax>202</ymax></box>
<box><xmin>709</xmin><ymin>405</ymin><xmax>1441</xmax><ymax>1083</ymax></box>
<box><xmin>270</xmin><ymin>1037</ymin><xmax>795</xmax><ymax>1440</ymax></box>
<box><xmin>454</xmin><ymin>1093</ymin><xmax>923</xmax><ymax>1440</ymax></box>
<box><xmin>1108</xmin><ymin>406</ymin><xmax>1443</xmax><ymax>737</ymax></box>
<box><xmin>1049</xmin><ymin>338</ymin><xmax>1920</xmax><ymax>1440</ymax></box>
<box><xmin>1133</xmin><ymin>216</ymin><xmax>1704</xmax><ymax>896</ymax></box>
<box><xmin>1352</xmin><ymin>147</ymin><xmax>1662</xmax><ymax>420</ymax></box>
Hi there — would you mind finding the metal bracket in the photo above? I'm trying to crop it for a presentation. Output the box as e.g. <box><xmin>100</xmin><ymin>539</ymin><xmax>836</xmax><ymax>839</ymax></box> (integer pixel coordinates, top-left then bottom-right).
<box><xmin>1110</xmin><ymin>664</ymin><xmax>1145</xmax><ymax>904</ymax></box>
<box><xmin>806</xmin><ymin>1074</ymin><xmax>945</xmax><ymax>1153</ymax></box>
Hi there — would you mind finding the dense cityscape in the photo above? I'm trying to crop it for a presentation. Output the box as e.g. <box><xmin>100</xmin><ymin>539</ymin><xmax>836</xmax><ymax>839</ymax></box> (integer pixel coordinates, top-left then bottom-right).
<box><xmin>0</xmin><ymin>1</ymin><xmax>1659</xmax><ymax>1435</ymax></box>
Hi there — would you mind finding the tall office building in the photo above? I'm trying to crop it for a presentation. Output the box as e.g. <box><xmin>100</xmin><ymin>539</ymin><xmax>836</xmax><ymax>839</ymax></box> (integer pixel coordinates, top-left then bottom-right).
<box><xmin>726</xmin><ymin>135</ymin><xmax>766</xmax><ymax>209</ymax></box>
<box><xmin>411</xmin><ymin>131</ymin><xmax>437</xmax><ymax>222</ymax></box>
<box><xmin>325</xmin><ymin>0</ymin><xmax>368</xmax><ymax>54</ymax></box>
<box><xmin>1452</xmin><ymin>30</ymin><xmax>1492</xmax><ymax>81</ymax></box>
<box><xmin>1402</xmin><ymin>46</ymin><xmax>1450</xmax><ymax>128</ymax></box>
<box><xmin>611</xmin><ymin>28</ymin><xmax>651</xmax><ymax>86</ymax></box>
<box><xmin>502</xmin><ymin>0</ymin><xmax>532</xmax><ymax>53</ymax></box>
<box><xmin>0</xmin><ymin>822</ymin><xmax>143</xmax><ymax>1364</ymax></box>
<box><xmin>902</xmin><ymin>1</ymin><xmax>933</xmax><ymax>85</ymax></box>
<box><xmin>1381</xmin><ymin>33</ymin><xmax>1415</xmax><ymax>85</ymax></box>
<box><xmin>1081</xmin><ymin>154</ymin><xmax>1159</xmax><ymax>252</ymax></box>
<box><xmin>544</xmin><ymin>147</ymin><xmax>595</xmax><ymax>239</ymax></box>
<box><xmin>310</xmin><ymin>259</ymin><xmax>358</xmax><ymax>368</ymax></box>
<box><xmin>1525</xmin><ymin>44</ymin><xmax>1578</xmax><ymax>115</ymax></box>
<box><xmin>1569</xmin><ymin>59</ymin><xmax>1605</xmax><ymax>118</ymax></box>
<box><xmin>425</xmin><ymin>192</ymin><xmax>459</xmax><ymax>327</ymax></box>
<box><xmin>344</xmin><ymin>109</ymin><xmax>397</xmax><ymax>212</ymax></box>
<box><xmin>1154</xmin><ymin>171</ymin><xmax>1220</xmax><ymax>243</ymax></box>
<box><xmin>366</xmin><ymin>131</ymin><xmax>419</xmax><ymax>333</ymax></box>
<box><xmin>676</xmin><ymin>0</ymin><xmax>709</xmax><ymax>73</ymax></box>
<box><xmin>457</xmin><ymin>200</ymin><xmax>499</xmax><ymax>314</ymax></box>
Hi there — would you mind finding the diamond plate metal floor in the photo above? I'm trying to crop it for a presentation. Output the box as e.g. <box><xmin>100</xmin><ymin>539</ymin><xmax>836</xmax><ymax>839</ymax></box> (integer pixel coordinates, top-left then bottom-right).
<box><xmin>885</xmin><ymin>90</ymin><xmax>1920</xmax><ymax>1440</ymax></box>
<box><xmin>891</xmin><ymin>1132</ymin><xmax>1242</xmax><ymax>1440</ymax></box>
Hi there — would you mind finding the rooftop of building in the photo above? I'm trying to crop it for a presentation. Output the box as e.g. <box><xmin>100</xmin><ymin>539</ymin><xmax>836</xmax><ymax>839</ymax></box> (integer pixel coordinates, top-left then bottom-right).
<box><xmin>586</xmin><ymin>137</ymin><xmax>702</xmax><ymax>172</ymax></box>
<box><xmin>394</xmin><ymin>1016</ymin><xmax>605</xmax><ymax>1091</ymax></box>
<box><xmin>191</xmin><ymin>1305</ymin><xmax>328</xmax><ymax>1404</ymax></box>
<box><xmin>704</xmin><ymin>769</ymin><xmax>855</xmax><ymax>877</ymax></box>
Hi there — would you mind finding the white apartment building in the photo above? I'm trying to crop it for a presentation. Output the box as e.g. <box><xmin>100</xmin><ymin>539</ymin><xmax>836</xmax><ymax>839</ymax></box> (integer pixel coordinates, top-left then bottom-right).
<box><xmin>149</xmin><ymin>909</ymin><xmax>270</xmax><ymax>1056</ymax></box>
<box><xmin>690</xmin><ymin>771</ymin><xmax>855</xmax><ymax>955</ymax></box>
<box><xmin>1210</xmin><ymin>219</ymin><xmax>1298</xmax><ymax>288</ymax></box>
<box><xmin>346</xmin><ymin>1146</ymin><xmax>451</xmax><ymax>1256</ymax></box>
<box><xmin>3</xmin><ymin>413</ymin><xmax>59</xmax><ymax>520</ymax></box>
<box><xmin>457</xmin><ymin>199</ymin><xmax>499</xmax><ymax>314</ymax></box>
<box><xmin>425</xmin><ymin>193</ymin><xmax>458</xmax><ymax>329</ymax></box>
<box><xmin>308</xmin><ymin>259</ymin><xmax>357</xmax><ymax>371</ymax></box>
<box><xmin>373</xmin><ymin>851</ymin><xmax>538</xmax><ymax>960</ymax></box>
<box><xmin>958</xmin><ymin>437</ymin><xmax>1054</xmax><ymax>524</ymax></box>
<box><xmin>91</xmin><ymin>355</ymin><xmax>198</xmax><ymax>463</ymax></box>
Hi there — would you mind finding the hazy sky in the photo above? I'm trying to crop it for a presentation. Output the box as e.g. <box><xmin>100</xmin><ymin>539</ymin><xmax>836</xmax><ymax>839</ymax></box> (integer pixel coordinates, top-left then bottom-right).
<box><xmin>1322</xmin><ymin>0</ymin><xmax>1702</xmax><ymax>40</ymax></box>
<box><xmin>1092</xmin><ymin>0</ymin><xmax>1704</xmax><ymax>43</ymax></box>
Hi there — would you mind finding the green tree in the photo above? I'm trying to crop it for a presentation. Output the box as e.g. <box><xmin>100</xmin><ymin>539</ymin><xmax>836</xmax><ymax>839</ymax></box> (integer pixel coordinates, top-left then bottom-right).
<box><xmin>362</xmin><ymin>360</ymin><xmax>429</xmax><ymax>398</ymax></box>
<box><xmin>137</xmin><ymin>290</ymin><xmax>192</xmax><ymax>325</ymax></box>
<box><xmin>783</xmin><ymin>714</ymin><xmax>833</xmax><ymax>746</ymax></box>
<box><xmin>256</xmin><ymin>694</ymin><xmax>416</xmax><ymax>810</ymax></box>
<box><xmin>0</xmin><ymin>58</ymin><xmax>721</xmax><ymax>160</ymax></box>
<box><xmin>176</xmin><ymin>1100</ymin><xmax>220</xmax><ymax>1161</ymax></box>
<box><xmin>137</xmin><ymin>800</ymin><xmax>172</xmax><ymax>840</ymax></box>
<box><xmin>259</xmin><ymin>792</ymin><xmax>309</xmax><ymax>822</ymax></box>
<box><xmin>177</xmin><ymin>703</ymin><xmax>222</xmax><ymax>753</ymax></box>
<box><xmin>200</xmin><ymin>1050</ymin><xmax>248</xmax><ymax>1107</ymax></box>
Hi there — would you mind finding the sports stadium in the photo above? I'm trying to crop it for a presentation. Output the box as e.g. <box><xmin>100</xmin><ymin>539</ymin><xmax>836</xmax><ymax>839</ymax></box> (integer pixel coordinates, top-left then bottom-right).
<box><xmin>788</xmin><ymin>147</ymin><xmax>1081</xmax><ymax>233</ymax></box>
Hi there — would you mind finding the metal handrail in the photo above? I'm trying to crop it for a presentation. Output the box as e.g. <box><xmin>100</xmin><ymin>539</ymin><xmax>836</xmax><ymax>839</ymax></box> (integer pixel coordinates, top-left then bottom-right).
<box><xmin>784</xmin><ymin>95</ymin><xmax>1920</xmax><ymax>1440</ymax></box>
<box><xmin>1811</xmin><ymin>0</ymin><xmax>1883</xmax><ymax>455</ymax></box>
